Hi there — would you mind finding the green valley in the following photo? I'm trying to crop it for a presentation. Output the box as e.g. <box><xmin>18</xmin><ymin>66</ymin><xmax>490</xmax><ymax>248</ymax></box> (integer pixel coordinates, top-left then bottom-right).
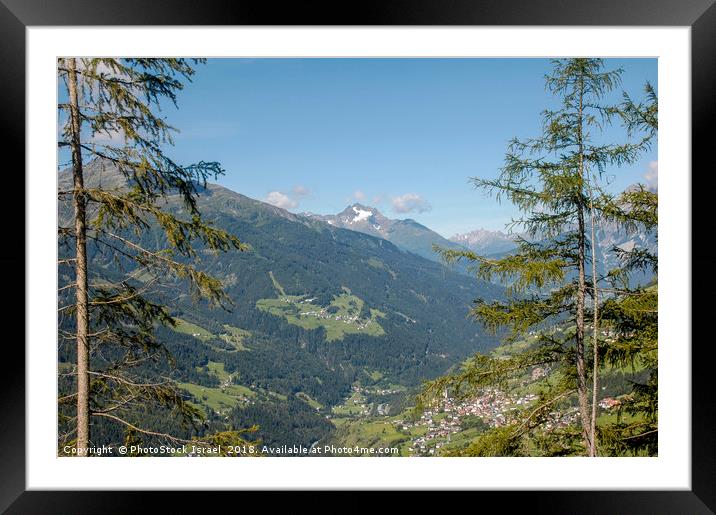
<box><xmin>256</xmin><ymin>275</ymin><xmax>385</xmax><ymax>341</ymax></box>
<box><xmin>58</xmin><ymin>160</ymin><xmax>504</xmax><ymax>454</ymax></box>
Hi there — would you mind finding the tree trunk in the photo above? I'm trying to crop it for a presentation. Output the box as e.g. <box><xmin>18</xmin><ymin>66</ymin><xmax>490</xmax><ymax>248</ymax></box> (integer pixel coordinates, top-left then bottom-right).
<box><xmin>67</xmin><ymin>58</ymin><xmax>90</xmax><ymax>456</ymax></box>
<box><xmin>575</xmin><ymin>71</ymin><xmax>593</xmax><ymax>455</ymax></box>
<box><xmin>589</xmin><ymin>199</ymin><xmax>600</xmax><ymax>457</ymax></box>
<box><xmin>575</xmin><ymin>207</ymin><xmax>592</xmax><ymax>454</ymax></box>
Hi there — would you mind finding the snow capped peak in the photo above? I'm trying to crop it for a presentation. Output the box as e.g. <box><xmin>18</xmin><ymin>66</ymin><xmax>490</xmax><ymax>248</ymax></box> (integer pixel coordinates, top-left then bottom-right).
<box><xmin>351</xmin><ymin>206</ymin><xmax>373</xmax><ymax>223</ymax></box>
<box><xmin>449</xmin><ymin>228</ymin><xmax>520</xmax><ymax>256</ymax></box>
<box><xmin>329</xmin><ymin>203</ymin><xmax>389</xmax><ymax>229</ymax></box>
<box><xmin>451</xmin><ymin>228</ymin><xmax>511</xmax><ymax>245</ymax></box>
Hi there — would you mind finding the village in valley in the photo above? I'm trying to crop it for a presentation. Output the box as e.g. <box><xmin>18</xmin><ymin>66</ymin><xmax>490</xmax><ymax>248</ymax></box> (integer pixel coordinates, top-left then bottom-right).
<box><xmin>290</xmin><ymin>297</ymin><xmax>375</xmax><ymax>331</ymax></box>
<box><xmin>255</xmin><ymin>275</ymin><xmax>630</xmax><ymax>457</ymax></box>
<box><xmin>327</xmin><ymin>364</ymin><xmax>623</xmax><ymax>457</ymax></box>
<box><xmin>256</xmin><ymin>275</ymin><xmax>386</xmax><ymax>341</ymax></box>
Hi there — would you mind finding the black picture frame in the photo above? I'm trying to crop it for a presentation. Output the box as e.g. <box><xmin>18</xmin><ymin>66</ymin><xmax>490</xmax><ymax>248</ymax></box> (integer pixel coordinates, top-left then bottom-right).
<box><xmin>2</xmin><ymin>0</ymin><xmax>712</xmax><ymax>511</ymax></box>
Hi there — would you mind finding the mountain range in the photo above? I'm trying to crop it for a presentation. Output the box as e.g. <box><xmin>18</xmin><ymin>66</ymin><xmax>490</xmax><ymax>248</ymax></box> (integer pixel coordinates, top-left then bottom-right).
<box><xmin>449</xmin><ymin>228</ymin><xmax>521</xmax><ymax>256</ymax></box>
<box><xmin>302</xmin><ymin>204</ymin><xmax>470</xmax><ymax>264</ymax></box>
<box><xmin>58</xmin><ymin>160</ymin><xmax>504</xmax><ymax>450</ymax></box>
<box><xmin>450</xmin><ymin>217</ymin><xmax>656</xmax><ymax>282</ymax></box>
<box><xmin>302</xmin><ymin>203</ymin><xmax>657</xmax><ymax>284</ymax></box>
<box><xmin>58</xmin><ymin>160</ymin><xmax>655</xmax><ymax>450</ymax></box>
<box><xmin>59</xmin><ymin>161</ymin><xmax>504</xmax><ymax>381</ymax></box>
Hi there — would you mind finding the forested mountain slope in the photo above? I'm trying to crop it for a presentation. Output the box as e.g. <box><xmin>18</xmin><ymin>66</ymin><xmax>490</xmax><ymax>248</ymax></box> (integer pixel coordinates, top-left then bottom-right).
<box><xmin>58</xmin><ymin>160</ymin><xmax>503</xmax><ymax>450</ymax></box>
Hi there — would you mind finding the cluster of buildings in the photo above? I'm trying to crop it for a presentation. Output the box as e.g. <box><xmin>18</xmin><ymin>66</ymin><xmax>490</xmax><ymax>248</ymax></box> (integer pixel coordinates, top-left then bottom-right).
<box><xmin>342</xmin><ymin>385</ymin><xmax>402</xmax><ymax>417</ymax></box>
<box><xmin>219</xmin><ymin>375</ymin><xmax>233</xmax><ymax>389</ymax></box>
<box><xmin>450</xmin><ymin>388</ymin><xmax>537</xmax><ymax>425</ymax></box>
<box><xmin>540</xmin><ymin>396</ymin><xmax>620</xmax><ymax>431</ymax></box>
<box><xmin>542</xmin><ymin>406</ymin><xmax>580</xmax><ymax>431</ymax></box>
<box><xmin>598</xmin><ymin>397</ymin><xmax>621</xmax><ymax>410</ymax></box>
<box><xmin>354</xmin><ymin>385</ymin><xmax>401</xmax><ymax>396</ymax></box>
<box><xmin>399</xmin><ymin>388</ymin><xmax>543</xmax><ymax>455</ymax></box>
<box><xmin>298</xmin><ymin>307</ymin><xmax>373</xmax><ymax>329</ymax></box>
<box><xmin>401</xmin><ymin>387</ymin><xmax>625</xmax><ymax>455</ymax></box>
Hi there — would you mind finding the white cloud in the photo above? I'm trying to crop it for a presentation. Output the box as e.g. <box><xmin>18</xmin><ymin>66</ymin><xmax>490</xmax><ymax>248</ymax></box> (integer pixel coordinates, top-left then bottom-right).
<box><xmin>391</xmin><ymin>193</ymin><xmax>432</xmax><ymax>214</ymax></box>
<box><xmin>74</xmin><ymin>59</ymin><xmax>135</xmax><ymax>98</ymax></box>
<box><xmin>76</xmin><ymin>59</ymin><xmax>116</xmax><ymax>76</ymax></box>
<box><xmin>644</xmin><ymin>160</ymin><xmax>658</xmax><ymax>192</ymax></box>
<box><xmin>353</xmin><ymin>190</ymin><xmax>366</xmax><ymax>202</ymax></box>
<box><xmin>88</xmin><ymin>127</ymin><xmax>127</xmax><ymax>145</ymax></box>
<box><xmin>265</xmin><ymin>185</ymin><xmax>311</xmax><ymax>210</ymax></box>
<box><xmin>265</xmin><ymin>191</ymin><xmax>298</xmax><ymax>209</ymax></box>
<box><xmin>291</xmin><ymin>185</ymin><xmax>311</xmax><ymax>199</ymax></box>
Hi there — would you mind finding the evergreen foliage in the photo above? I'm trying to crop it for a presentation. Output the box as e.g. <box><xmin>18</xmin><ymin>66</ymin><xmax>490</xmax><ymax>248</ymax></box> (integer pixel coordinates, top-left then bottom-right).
<box><xmin>420</xmin><ymin>59</ymin><xmax>658</xmax><ymax>456</ymax></box>
<box><xmin>57</xmin><ymin>58</ymin><xmax>252</xmax><ymax>455</ymax></box>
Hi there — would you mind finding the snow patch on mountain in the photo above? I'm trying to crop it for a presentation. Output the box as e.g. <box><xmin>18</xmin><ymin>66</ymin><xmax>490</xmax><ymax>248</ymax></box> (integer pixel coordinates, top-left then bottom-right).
<box><xmin>352</xmin><ymin>206</ymin><xmax>373</xmax><ymax>223</ymax></box>
<box><xmin>450</xmin><ymin>229</ymin><xmax>519</xmax><ymax>256</ymax></box>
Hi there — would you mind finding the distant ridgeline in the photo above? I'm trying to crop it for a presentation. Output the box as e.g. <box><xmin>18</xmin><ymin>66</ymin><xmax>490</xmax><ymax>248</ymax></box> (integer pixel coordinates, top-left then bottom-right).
<box><xmin>304</xmin><ymin>203</ymin><xmax>472</xmax><ymax>268</ymax></box>
<box><xmin>57</xmin><ymin>160</ymin><xmax>503</xmax><ymax>453</ymax></box>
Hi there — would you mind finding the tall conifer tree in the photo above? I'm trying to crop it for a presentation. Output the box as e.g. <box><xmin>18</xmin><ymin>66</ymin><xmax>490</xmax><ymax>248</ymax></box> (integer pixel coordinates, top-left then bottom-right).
<box><xmin>596</xmin><ymin>83</ymin><xmax>658</xmax><ymax>455</ymax></box>
<box><xmin>57</xmin><ymin>58</ymin><xmax>254</xmax><ymax>455</ymax></box>
<box><xmin>420</xmin><ymin>59</ymin><xmax>650</xmax><ymax>456</ymax></box>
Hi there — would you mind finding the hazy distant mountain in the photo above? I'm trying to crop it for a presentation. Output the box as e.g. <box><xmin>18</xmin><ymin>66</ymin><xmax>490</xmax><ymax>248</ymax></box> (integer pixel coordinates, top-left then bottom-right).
<box><xmin>593</xmin><ymin>220</ymin><xmax>657</xmax><ymax>280</ymax></box>
<box><xmin>449</xmin><ymin>229</ymin><xmax>520</xmax><ymax>256</ymax></box>
<box><xmin>303</xmin><ymin>204</ymin><xmax>468</xmax><ymax>264</ymax></box>
<box><xmin>451</xmin><ymin>219</ymin><xmax>656</xmax><ymax>285</ymax></box>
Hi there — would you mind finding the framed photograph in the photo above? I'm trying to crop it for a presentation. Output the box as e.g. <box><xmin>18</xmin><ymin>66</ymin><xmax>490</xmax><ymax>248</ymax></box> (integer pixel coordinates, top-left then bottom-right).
<box><xmin>5</xmin><ymin>0</ymin><xmax>713</xmax><ymax>510</ymax></box>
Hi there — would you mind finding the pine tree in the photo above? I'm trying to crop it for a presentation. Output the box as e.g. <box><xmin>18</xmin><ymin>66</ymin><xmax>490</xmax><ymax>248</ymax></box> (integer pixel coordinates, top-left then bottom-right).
<box><xmin>57</xmin><ymin>58</ymin><xmax>255</xmax><ymax>456</ymax></box>
<box><xmin>419</xmin><ymin>59</ymin><xmax>650</xmax><ymax>456</ymax></box>
<box><xmin>596</xmin><ymin>83</ymin><xmax>658</xmax><ymax>455</ymax></box>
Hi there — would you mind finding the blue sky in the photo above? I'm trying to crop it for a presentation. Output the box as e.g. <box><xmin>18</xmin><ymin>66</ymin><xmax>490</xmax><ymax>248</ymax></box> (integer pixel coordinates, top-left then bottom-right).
<box><xmin>65</xmin><ymin>58</ymin><xmax>658</xmax><ymax>237</ymax></box>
